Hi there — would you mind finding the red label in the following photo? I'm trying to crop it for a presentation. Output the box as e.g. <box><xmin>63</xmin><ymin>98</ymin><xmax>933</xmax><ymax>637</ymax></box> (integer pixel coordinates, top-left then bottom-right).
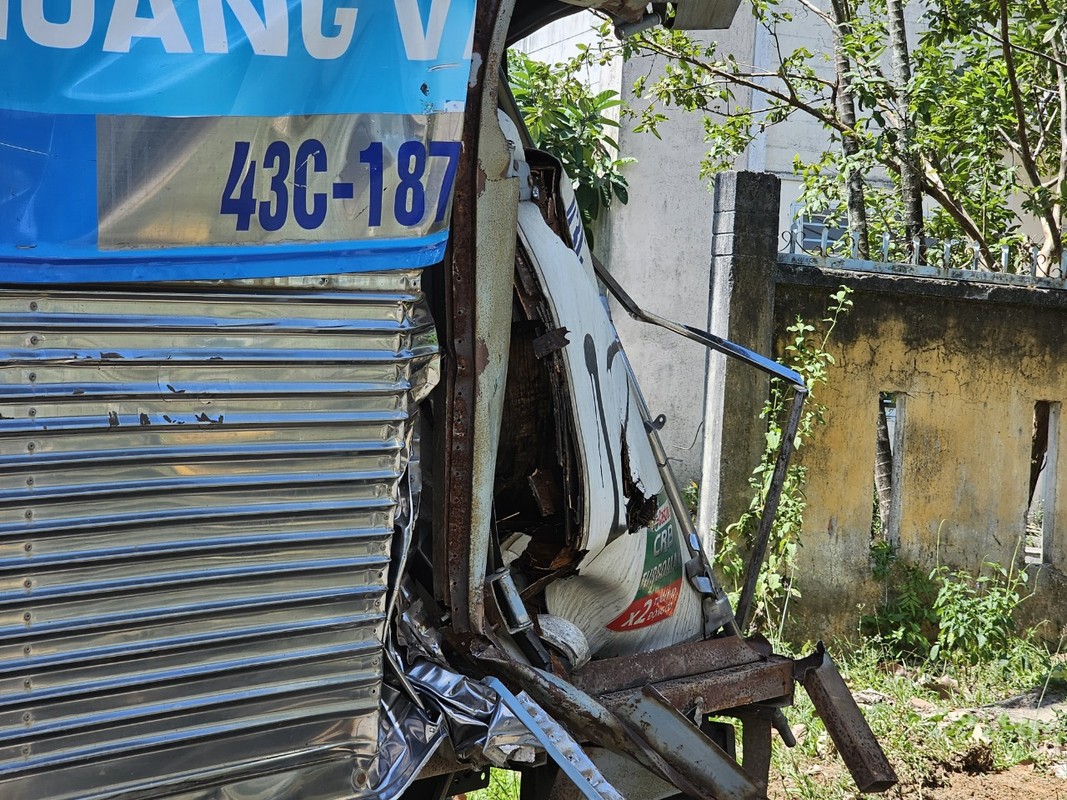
<box><xmin>606</xmin><ymin>578</ymin><xmax>683</xmax><ymax>631</ymax></box>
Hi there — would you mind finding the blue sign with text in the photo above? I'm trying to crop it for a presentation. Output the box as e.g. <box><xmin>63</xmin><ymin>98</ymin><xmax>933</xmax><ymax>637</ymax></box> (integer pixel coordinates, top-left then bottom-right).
<box><xmin>0</xmin><ymin>0</ymin><xmax>475</xmax><ymax>282</ymax></box>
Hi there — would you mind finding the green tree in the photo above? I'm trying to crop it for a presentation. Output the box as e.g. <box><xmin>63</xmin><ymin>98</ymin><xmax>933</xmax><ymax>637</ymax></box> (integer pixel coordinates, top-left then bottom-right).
<box><xmin>585</xmin><ymin>0</ymin><xmax>1067</xmax><ymax>272</ymax></box>
<box><xmin>507</xmin><ymin>49</ymin><xmax>632</xmax><ymax>248</ymax></box>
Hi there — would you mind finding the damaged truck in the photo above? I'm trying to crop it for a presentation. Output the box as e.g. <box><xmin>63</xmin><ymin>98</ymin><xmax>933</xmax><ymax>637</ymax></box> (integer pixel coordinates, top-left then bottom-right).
<box><xmin>0</xmin><ymin>1</ymin><xmax>896</xmax><ymax>798</ymax></box>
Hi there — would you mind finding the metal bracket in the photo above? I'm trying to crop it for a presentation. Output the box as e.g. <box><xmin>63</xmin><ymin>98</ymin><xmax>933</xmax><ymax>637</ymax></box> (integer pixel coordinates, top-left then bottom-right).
<box><xmin>795</xmin><ymin>643</ymin><xmax>898</xmax><ymax>793</ymax></box>
<box><xmin>613</xmin><ymin>684</ymin><xmax>762</xmax><ymax>800</ymax></box>
<box><xmin>488</xmin><ymin>568</ymin><xmax>552</xmax><ymax>669</ymax></box>
<box><xmin>484</xmin><ymin>678</ymin><xmax>626</xmax><ymax>800</ymax></box>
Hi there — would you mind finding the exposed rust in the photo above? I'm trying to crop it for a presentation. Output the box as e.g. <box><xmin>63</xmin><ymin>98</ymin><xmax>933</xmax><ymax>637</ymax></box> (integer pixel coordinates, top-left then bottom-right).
<box><xmin>527</xmin><ymin>158</ymin><xmax>568</xmax><ymax>241</ymax></box>
<box><xmin>436</xmin><ymin>0</ymin><xmax>506</xmax><ymax>634</ymax></box>
<box><xmin>531</xmin><ymin>326</ymin><xmax>569</xmax><ymax>358</ymax></box>
<box><xmin>614</xmin><ymin>685</ymin><xmax>763</xmax><ymax>800</ymax></box>
<box><xmin>571</xmin><ymin>634</ymin><xmax>763</xmax><ymax>696</ymax></box>
<box><xmin>474</xmin><ymin>339</ymin><xmax>490</xmax><ymax>376</ymax></box>
<box><xmin>736</xmin><ymin>709</ymin><xmax>774</xmax><ymax>792</ymax></box>
<box><xmin>796</xmin><ymin>645</ymin><xmax>898</xmax><ymax>793</ymax></box>
<box><xmin>527</xmin><ymin>467</ymin><xmax>559</xmax><ymax>516</ymax></box>
<box><xmin>598</xmin><ymin>657</ymin><xmax>795</xmax><ymax>717</ymax></box>
<box><xmin>476</xmin><ymin>651</ymin><xmax>714</xmax><ymax>800</ymax></box>
<box><xmin>620</xmin><ymin>436</ymin><xmax>656</xmax><ymax>534</ymax></box>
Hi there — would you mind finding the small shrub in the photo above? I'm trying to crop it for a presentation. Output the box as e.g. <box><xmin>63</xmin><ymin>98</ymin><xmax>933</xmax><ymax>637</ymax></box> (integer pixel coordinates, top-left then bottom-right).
<box><xmin>928</xmin><ymin>560</ymin><xmax>1028</xmax><ymax>665</ymax></box>
<box><xmin>507</xmin><ymin>49</ymin><xmax>632</xmax><ymax>248</ymax></box>
<box><xmin>864</xmin><ymin>540</ymin><xmax>1033</xmax><ymax>666</ymax></box>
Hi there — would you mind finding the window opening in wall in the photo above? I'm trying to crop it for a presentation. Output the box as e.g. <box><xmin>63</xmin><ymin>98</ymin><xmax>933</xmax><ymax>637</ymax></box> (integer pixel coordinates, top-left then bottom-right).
<box><xmin>1026</xmin><ymin>400</ymin><xmax>1059</xmax><ymax>565</ymax></box>
<box><xmin>871</xmin><ymin>393</ymin><xmax>904</xmax><ymax>548</ymax></box>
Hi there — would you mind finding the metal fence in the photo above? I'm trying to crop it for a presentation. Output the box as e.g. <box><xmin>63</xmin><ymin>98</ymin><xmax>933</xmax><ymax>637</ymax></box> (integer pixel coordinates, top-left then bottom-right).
<box><xmin>779</xmin><ymin>223</ymin><xmax>1067</xmax><ymax>290</ymax></box>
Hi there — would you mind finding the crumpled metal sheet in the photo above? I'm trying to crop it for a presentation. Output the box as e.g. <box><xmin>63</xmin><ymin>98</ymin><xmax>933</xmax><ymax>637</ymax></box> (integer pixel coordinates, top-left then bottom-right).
<box><xmin>559</xmin><ymin>0</ymin><xmax>650</xmax><ymax>21</ymax></box>
<box><xmin>357</xmin><ymin>684</ymin><xmax>450</xmax><ymax>800</ymax></box>
<box><xmin>357</xmin><ymin>659</ymin><xmax>546</xmax><ymax>800</ymax></box>
<box><xmin>404</xmin><ymin>660</ymin><xmax>544</xmax><ymax>768</ymax></box>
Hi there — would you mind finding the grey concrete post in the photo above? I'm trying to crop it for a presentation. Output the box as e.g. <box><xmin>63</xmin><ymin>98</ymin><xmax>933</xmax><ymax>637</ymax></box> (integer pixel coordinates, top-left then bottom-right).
<box><xmin>697</xmin><ymin>171</ymin><xmax>781</xmax><ymax>549</ymax></box>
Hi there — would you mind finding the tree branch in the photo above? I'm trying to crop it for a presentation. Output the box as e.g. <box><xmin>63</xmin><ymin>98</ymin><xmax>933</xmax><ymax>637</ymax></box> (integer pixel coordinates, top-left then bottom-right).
<box><xmin>633</xmin><ymin>37</ymin><xmax>851</xmax><ymax>135</ymax></box>
<box><xmin>976</xmin><ymin>26</ymin><xmax>1067</xmax><ymax>70</ymax></box>
<box><xmin>997</xmin><ymin>0</ymin><xmax>1060</xmax><ymax>242</ymax></box>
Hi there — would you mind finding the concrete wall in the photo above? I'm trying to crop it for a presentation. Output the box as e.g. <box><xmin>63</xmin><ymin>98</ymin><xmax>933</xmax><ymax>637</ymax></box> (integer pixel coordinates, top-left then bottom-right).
<box><xmin>773</xmin><ymin>267</ymin><xmax>1067</xmax><ymax>640</ymax></box>
<box><xmin>692</xmin><ymin>171</ymin><xmax>1067</xmax><ymax>641</ymax></box>
<box><xmin>595</xmin><ymin>14</ymin><xmax>761</xmax><ymax>485</ymax></box>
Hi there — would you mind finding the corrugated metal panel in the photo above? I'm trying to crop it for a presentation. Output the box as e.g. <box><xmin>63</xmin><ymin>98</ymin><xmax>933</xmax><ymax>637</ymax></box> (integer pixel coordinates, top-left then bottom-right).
<box><xmin>0</xmin><ymin>270</ymin><xmax>438</xmax><ymax>800</ymax></box>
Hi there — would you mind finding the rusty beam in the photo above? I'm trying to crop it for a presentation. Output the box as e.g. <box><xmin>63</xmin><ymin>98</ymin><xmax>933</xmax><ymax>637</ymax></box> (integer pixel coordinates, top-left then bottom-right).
<box><xmin>598</xmin><ymin>657</ymin><xmax>795</xmax><ymax>716</ymax></box>
<box><xmin>436</xmin><ymin>0</ymin><xmax>511</xmax><ymax>634</ymax></box>
<box><xmin>477</xmin><ymin>652</ymin><xmax>719</xmax><ymax>800</ymax></box>
<box><xmin>795</xmin><ymin>645</ymin><xmax>897</xmax><ymax>793</ymax></box>
<box><xmin>571</xmin><ymin>635</ymin><xmax>762</xmax><ymax>696</ymax></box>
<box><xmin>613</xmin><ymin>685</ymin><xmax>762</xmax><ymax>800</ymax></box>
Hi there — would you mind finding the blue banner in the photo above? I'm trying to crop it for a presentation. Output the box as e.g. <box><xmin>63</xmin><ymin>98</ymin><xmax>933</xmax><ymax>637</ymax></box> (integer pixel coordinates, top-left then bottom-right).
<box><xmin>0</xmin><ymin>0</ymin><xmax>475</xmax><ymax>116</ymax></box>
<box><xmin>0</xmin><ymin>0</ymin><xmax>475</xmax><ymax>282</ymax></box>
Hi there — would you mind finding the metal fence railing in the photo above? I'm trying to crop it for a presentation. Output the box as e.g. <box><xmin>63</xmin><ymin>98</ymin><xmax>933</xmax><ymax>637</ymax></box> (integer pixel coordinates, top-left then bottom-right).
<box><xmin>779</xmin><ymin>223</ymin><xmax>1067</xmax><ymax>290</ymax></box>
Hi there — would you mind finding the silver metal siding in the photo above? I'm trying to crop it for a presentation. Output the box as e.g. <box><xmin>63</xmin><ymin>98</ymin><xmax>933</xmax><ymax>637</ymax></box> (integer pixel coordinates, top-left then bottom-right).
<box><xmin>0</xmin><ymin>270</ymin><xmax>437</xmax><ymax>799</ymax></box>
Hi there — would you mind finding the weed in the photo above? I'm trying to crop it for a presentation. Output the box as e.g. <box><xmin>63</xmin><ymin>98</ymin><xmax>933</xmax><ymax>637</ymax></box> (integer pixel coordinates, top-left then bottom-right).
<box><xmin>468</xmin><ymin>769</ymin><xmax>520</xmax><ymax>800</ymax></box>
<box><xmin>864</xmin><ymin>536</ymin><xmax>1036</xmax><ymax>668</ymax></box>
<box><xmin>715</xmin><ymin>286</ymin><xmax>854</xmax><ymax>635</ymax></box>
<box><xmin>682</xmin><ymin>480</ymin><xmax>699</xmax><ymax>518</ymax></box>
<box><xmin>928</xmin><ymin>560</ymin><xmax>1028</xmax><ymax>665</ymax></box>
<box><xmin>862</xmin><ymin>550</ymin><xmax>939</xmax><ymax>661</ymax></box>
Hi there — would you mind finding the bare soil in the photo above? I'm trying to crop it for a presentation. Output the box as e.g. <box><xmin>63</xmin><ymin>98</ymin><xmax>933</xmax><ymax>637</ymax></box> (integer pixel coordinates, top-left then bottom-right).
<box><xmin>926</xmin><ymin>765</ymin><xmax>1066</xmax><ymax>799</ymax></box>
<box><xmin>768</xmin><ymin>688</ymin><xmax>1067</xmax><ymax>799</ymax></box>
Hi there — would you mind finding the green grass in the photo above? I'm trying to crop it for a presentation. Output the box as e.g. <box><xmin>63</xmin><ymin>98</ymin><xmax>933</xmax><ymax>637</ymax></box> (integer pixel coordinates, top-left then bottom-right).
<box><xmin>467</xmin><ymin>768</ymin><xmax>520</xmax><ymax>800</ymax></box>
<box><xmin>766</xmin><ymin>639</ymin><xmax>1067</xmax><ymax>798</ymax></box>
<box><xmin>463</xmin><ymin>637</ymin><xmax>1066</xmax><ymax>800</ymax></box>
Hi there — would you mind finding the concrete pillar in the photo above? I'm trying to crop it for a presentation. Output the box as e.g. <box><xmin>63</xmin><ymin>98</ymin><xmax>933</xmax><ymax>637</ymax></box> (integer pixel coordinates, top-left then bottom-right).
<box><xmin>697</xmin><ymin>171</ymin><xmax>782</xmax><ymax>548</ymax></box>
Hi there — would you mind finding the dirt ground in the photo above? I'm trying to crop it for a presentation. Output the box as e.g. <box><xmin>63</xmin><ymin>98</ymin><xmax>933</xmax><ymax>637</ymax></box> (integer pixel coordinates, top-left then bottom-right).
<box><xmin>926</xmin><ymin>766</ymin><xmax>1066</xmax><ymax>799</ymax></box>
<box><xmin>767</xmin><ymin>688</ymin><xmax>1067</xmax><ymax>800</ymax></box>
<box><xmin>767</xmin><ymin>761</ymin><xmax>1067</xmax><ymax>800</ymax></box>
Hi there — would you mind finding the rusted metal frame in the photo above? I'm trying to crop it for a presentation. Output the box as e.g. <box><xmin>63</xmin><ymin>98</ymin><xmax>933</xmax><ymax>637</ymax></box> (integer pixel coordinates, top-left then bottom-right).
<box><xmin>598</xmin><ymin>657</ymin><xmax>795</xmax><ymax>718</ymax></box>
<box><xmin>591</xmin><ymin>256</ymin><xmax>808</xmax><ymax>634</ymax></box>
<box><xmin>612</xmin><ymin>685</ymin><xmax>762</xmax><ymax>800</ymax></box>
<box><xmin>514</xmin><ymin>243</ymin><xmax>581</xmax><ymax>552</ymax></box>
<box><xmin>736</xmin><ymin>711</ymin><xmax>773</xmax><ymax>793</ymax></box>
<box><xmin>734</xmin><ymin>384</ymin><xmax>807</xmax><ymax>633</ymax></box>
<box><xmin>477</xmin><ymin>652</ymin><xmax>724</xmax><ymax>800</ymax></box>
<box><xmin>794</xmin><ymin>644</ymin><xmax>897</xmax><ymax>793</ymax></box>
<box><xmin>570</xmin><ymin>635</ymin><xmax>762</xmax><ymax>696</ymax></box>
<box><xmin>437</xmin><ymin>0</ymin><xmax>512</xmax><ymax>635</ymax></box>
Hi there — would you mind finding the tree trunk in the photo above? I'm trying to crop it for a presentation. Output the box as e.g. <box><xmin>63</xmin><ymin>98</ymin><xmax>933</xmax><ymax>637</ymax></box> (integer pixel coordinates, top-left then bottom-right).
<box><xmin>874</xmin><ymin>400</ymin><xmax>894</xmax><ymax>534</ymax></box>
<box><xmin>830</xmin><ymin>0</ymin><xmax>870</xmax><ymax>259</ymax></box>
<box><xmin>886</xmin><ymin>0</ymin><xmax>925</xmax><ymax>258</ymax></box>
<box><xmin>1030</xmin><ymin>401</ymin><xmax>1050</xmax><ymax>508</ymax></box>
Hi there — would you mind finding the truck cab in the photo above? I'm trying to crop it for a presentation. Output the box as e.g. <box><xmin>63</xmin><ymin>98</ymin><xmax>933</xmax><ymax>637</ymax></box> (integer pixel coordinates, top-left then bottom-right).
<box><xmin>0</xmin><ymin>2</ymin><xmax>893</xmax><ymax>798</ymax></box>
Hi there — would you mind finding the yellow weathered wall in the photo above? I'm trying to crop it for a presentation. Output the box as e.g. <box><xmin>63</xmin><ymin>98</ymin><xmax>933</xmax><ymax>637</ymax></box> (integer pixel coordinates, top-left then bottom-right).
<box><xmin>774</xmin><ymin>276</ymin><xmax>1067</xmax><ymax>640</ymax></box>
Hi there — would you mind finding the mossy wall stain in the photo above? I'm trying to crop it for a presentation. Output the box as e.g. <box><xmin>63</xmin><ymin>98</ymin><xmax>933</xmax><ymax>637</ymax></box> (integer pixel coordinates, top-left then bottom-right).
<box><xmin>772</xmin><ymin>279</ymin><xmax>1067</xmax><ymax>641</ymax></box>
